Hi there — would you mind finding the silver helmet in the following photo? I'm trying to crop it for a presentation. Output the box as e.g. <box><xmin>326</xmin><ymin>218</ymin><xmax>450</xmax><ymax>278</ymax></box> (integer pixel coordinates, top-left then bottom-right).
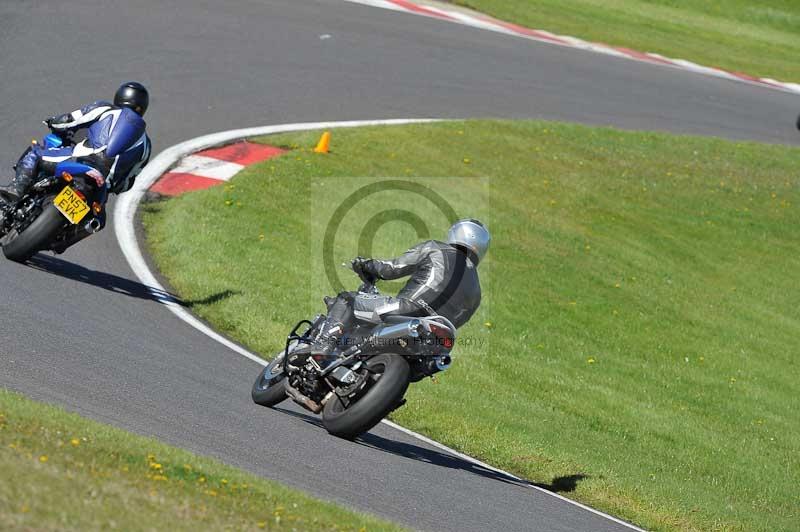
<box><xmin>447</xmin><ymin>219</ymin><xmax>490</xmax><ymax>265</ymax></box>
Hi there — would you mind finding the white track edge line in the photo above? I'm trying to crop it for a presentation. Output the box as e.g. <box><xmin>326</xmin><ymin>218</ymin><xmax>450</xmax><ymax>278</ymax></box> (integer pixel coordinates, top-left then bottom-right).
<box><xmin>382</xmin><ymin>419</ymin><xmax>646</xmax><ymax>531</ymax></box>
<box><xmin>345</xmin><ymin>0</ymin><xmax>800</xmax><ymax>96</ymax></box>
<box><xmin>114</xmin><ymin>118</ymin><xmax>644</xmax><ymax>532</ymax></box>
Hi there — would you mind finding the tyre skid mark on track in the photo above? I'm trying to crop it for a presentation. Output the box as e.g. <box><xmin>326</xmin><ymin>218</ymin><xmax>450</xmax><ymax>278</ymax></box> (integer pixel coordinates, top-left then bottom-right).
<box><xmin>114</xmin><ymin>119</ymin><xmax>644</xmax><ymax>532</ymax></box>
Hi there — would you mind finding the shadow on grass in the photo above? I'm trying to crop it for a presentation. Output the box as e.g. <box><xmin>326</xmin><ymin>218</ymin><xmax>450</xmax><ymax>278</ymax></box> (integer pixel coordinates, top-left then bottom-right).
<box><xmin>26</xmin><ymin>254</ymin><xmax>239</xmax><ymax>308</ymax></box>
<box><xmin>537</xmin><ymin>474</ymin><xmax>588</xmax><ymax>493</ymax></box>
<box><xmin>272</xmin><ymin>404</ymin><xmax>587</xmax><ymax>493</ymax></box>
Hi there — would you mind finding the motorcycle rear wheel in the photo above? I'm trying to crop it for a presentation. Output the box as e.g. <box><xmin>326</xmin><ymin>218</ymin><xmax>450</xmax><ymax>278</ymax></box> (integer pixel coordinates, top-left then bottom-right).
<box><xmin>322</xmin><ymin>353</ymin><xmax>409</xmax><ymax>440</ymax></box>
<box><xmin>2</xmin><ymin>202</ymin><xmax>64</xmax><ymax>263</ymax></box>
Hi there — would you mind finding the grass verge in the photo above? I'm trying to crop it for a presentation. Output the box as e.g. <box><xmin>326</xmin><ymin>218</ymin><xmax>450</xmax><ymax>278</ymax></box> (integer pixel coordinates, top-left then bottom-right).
<box><xmin>143</xmin><ymin>120</ymin><xmax>800</xmax><ymax>531</ymax></box>
<box><xmin>0</xmin><ymin>388</ymin><xmax>402</xmax><ymax>531</ymax></box>
<box><xmin>448</xmin><ymin>0</ymin><xmax>800</xmax><ymax>83</ymax></box>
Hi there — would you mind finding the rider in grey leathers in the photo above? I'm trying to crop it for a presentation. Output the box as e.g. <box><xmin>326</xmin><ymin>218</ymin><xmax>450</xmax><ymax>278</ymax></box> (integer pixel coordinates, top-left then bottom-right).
<box><xmin>289</xmin><ymin>219</ymin><xmax>491</xmax><ymax>368</ymax></box>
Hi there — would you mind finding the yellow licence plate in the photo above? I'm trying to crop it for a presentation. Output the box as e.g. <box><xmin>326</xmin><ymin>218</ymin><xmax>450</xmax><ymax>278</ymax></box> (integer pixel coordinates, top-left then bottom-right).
<box><xmin>53</xmin><ymin>186</ymin><xmax>90</xmax><ymax>225</ymax></box>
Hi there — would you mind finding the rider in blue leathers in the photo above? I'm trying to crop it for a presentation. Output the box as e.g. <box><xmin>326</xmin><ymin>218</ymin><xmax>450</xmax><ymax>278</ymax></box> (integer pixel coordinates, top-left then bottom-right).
<box><xmin>0</xmin><ymin>82</ymin><xmax>152</xmax><ymax>203</ymax></box>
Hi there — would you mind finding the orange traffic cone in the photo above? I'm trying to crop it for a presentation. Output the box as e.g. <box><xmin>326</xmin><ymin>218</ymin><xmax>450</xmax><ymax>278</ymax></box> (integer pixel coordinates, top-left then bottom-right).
<box><xmin>314</xmin><ymin>131</ymin><xmax>331</xmax><ymax>154</ymax></box>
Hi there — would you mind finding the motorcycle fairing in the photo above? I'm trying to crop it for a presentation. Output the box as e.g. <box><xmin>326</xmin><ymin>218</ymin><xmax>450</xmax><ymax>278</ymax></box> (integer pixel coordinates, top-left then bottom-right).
<box><xmin>54</xmin><ymin>161</ymin><xmax>96</xmax><ymax>177</ymax></box>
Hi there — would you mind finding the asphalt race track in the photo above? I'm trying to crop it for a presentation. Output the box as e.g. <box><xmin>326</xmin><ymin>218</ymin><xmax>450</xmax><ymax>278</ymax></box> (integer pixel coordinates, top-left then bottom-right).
<box><xmin>1</xmin><ymin>1</ymin><xmax>798</xmax><ymax>530</ymax></box>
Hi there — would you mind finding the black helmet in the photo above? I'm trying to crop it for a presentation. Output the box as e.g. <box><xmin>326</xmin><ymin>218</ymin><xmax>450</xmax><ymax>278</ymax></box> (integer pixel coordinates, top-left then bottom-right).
<box><xmin>114</xmin><ymin>81</ymin><xmax>149</xmax><ymax>116</ymax></box>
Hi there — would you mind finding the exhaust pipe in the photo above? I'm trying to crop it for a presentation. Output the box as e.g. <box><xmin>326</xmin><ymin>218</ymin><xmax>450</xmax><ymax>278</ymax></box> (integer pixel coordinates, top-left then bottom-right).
<box><xmin>371</xmin><ymin>319</ymin><xmax>421</xmax><ymax>344</ymax></box>
<box><xmin>435</xmin><ymin>354</ymin><xmax>452</xmax><ymax>371</ymax></box>
<box><xmin>84</xmin><ymin>218</ymin><xmax>102</xmax><ymax>234</ymax></box>
<box><xmin>284</xmin><ymin>381</ymin><xmax>322</xmax><ymax>413</ymax></box>
<box><xmin>424</xmin><ymin>354</ymin><xmax>452</xmax><ymax>374</ymax></box>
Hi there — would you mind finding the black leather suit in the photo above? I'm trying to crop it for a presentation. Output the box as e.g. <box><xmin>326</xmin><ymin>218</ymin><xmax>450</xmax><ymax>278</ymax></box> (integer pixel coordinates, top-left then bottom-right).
<box><xmin>328</xmin><ymin>240</ymin><xmax>482</xmax><ymax>333</ymax></box>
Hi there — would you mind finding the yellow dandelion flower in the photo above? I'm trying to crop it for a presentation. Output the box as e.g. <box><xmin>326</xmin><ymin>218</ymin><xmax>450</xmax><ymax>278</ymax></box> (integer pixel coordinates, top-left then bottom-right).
<box><xmin>463</xmin><ymin>158</ymin><xmax>471</xmax><ymax>164</ymax></box>
<box><xmin>484</xmin><ymin>321</ymin><xmax>493</xmax><ymax>329</ymax></box>
<box><xmin>587</xmin><ymin>357</ymin><xmax>596</xmax><ymax>364</ymax></box>
<box><xmin>39</xmin><ymin>455</ymin><xmax>48</xmax><ymax>463</ymax></box>
<box><xmin>70</xmin><ymin>438</ymin><xmax>80</xmax><ymax>447</ymax></box>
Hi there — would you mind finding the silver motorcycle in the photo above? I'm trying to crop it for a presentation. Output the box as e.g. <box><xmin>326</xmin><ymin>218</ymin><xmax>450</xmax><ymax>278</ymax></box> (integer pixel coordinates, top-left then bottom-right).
<box><xmin>252</xmin><ymin>269</ymin><xmax>456</xmax><ymax>440</ymax></box>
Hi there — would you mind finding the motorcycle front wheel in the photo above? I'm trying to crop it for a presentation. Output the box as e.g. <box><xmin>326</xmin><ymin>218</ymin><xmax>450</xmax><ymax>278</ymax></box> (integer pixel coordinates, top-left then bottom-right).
<box><xmin>322</xmin><ymin>353</ymin><xmax>410</xmax><ymax>440</ymax></box>
<box><xmin>251</xmin><ymin>351</ymin><xmax>289</xmax><ymax>407</ymax></box>
<box><xmin>2</xmin><ymin>201</ymin><xmax>64</xmax><ymax>263</ymax></box>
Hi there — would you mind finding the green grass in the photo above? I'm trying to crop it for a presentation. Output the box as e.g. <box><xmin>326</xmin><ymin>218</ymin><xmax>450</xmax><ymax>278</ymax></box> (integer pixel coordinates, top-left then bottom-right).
<box><xmin>0</xmin><ymin>388</ymin><xmax>402</xmax><ymax>531</ymax></box>
<box><xmin>142</xmin><ymin>120</ymin><xmax>800</xmax><ymax>531</ymax></box>
<box><xmin>448</xmin><ymin>0</ymin><xmax>800</xmax><ymax>82</ymax></box>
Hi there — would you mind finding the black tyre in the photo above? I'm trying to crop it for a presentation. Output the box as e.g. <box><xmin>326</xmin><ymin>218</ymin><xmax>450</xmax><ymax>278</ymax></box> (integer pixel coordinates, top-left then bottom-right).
<box><xmin>251</xmin><ymin>352</ymin><xmax>288</xmax><ymax>407</ymax></box>
<box><xmin>2</xmin><ymin>202</ymin><xmax>64</xmax><ymax>263</ymax></box>
<box><xmin>322</xmin><ymin>354</ymin><xmax>410</xmax><ymax>440</ymax></box>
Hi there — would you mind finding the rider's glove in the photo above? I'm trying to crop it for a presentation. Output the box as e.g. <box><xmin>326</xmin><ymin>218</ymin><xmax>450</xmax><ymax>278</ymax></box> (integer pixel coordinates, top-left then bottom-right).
<box><xmin>351</xmin><ymin>256</ymin><xmax>369</xmax><ymax>274</ymax></box>
<box><xmin>351</xmin><ymin>257</ymin><xmax>377</xmax><ymax>284</ymax></box>
<box><xmin>44</xmin><ymin>114</ymin><xmax>71</xmax><ymax>130</ymax></box>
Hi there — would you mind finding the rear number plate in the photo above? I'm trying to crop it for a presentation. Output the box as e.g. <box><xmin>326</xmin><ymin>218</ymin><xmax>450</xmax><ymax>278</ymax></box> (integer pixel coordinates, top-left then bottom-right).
<box><xmin>53</xmin><ymin>186</ymin><xmax>90</xmax><ymax>225</ymax></box>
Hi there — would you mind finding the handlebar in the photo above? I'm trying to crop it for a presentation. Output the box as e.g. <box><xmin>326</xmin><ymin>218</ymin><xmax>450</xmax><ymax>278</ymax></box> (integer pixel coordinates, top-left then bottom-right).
<box><xmin>43</xmin><ymin>118</ymin><xmax>74</xmax><ymax>142</ymax></box>
<box><xmin>356</xmin><ymin>271</ymin><xmax>379</xmax><ymax>295</ymax></box>
<box><xmin>348</xmin><ymin>258</ymin><xmax>379</xmax><ymax>294</ymax></box>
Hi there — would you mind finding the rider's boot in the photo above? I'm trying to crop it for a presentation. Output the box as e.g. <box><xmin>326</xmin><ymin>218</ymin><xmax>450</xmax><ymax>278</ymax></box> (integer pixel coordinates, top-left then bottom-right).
<box><xmin>0</xmin><ymin>164</ymin><xmax>35</xmax><ymax>204</ymax></box>
<box><xmin>0</xmin><ymin>181</ymin><xmax>24</xmax><ymax>204</ymax></box>
<box><xmin>0</xmin><ymin>185</ymin><xmax>20</xmax><ymax>204</ymax></box>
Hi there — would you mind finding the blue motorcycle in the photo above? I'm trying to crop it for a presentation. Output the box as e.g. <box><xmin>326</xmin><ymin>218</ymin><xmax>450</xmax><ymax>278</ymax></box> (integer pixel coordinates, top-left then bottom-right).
<box><xmin>0</xmin><ymin>132</ymin><xmax>107</xmax><ymax>262</ymax></box>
